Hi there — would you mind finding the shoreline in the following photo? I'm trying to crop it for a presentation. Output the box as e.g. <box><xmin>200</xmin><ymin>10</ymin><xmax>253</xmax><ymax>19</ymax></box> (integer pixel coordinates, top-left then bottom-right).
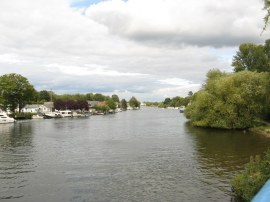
<box><xmin>249</xmin><ymin>127</ymin><xmax>270</xmax><ymax>138</ymax></box>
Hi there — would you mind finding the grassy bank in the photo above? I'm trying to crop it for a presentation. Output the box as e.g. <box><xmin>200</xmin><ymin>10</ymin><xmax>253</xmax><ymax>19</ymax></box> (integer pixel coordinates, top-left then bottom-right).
<box><xmin>249</xmin><ymin>125</ymin><xmax>270</xmax><ymax>138</ymax></box>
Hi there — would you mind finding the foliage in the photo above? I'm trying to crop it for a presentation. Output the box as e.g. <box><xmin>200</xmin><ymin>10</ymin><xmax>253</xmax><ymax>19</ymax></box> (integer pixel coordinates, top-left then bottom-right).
<box><xmin>0</xmin><ymin>73</ymin><xmax>36</xmax><ymax>112</ymax></box>
<box><xmin>232</xmin><ymin>43</ymin><xmax>269</xmax><ymax>72</ymax></box>
<box><xmin>232</xmin><ymin>149</ymin><xmax>270</xmax><ymax>201</ymax></box>
<box><xmin>93</xmin><ymin>93</ymin><xmax>106</xmax><ymax>101</ymax></box>
<box><xmin>185</xmin><ymin>70</ymin><xmax>269</xmax><ymax>129</ymax></box>
<box><xmin>86</xmin><ymin>93</ymin><xmax>94</xmax><ymax>101</ymax></box>
<box><xmin>11</xmin><ymin>112</ymin><xmax>33</xmax><ymax>119</ymax></box>
<box><xmin>144</xmin><ymin>102</ymin><xmax>160</xmax><ymax>107</ymax></box>
<box><xmin>38</xmin><ymin>90</ymin><xmax>51</xmax><ymax>102</ymax></box>
<box><xmin>159</xmin><ymin>93</ymin><xmax>192</xmax><ymax>108</ymax></box>
<box><xmin>94</xmin><ymin>105</ymin><xmax>110</xmax><ymax>113</ymax></box>
<box><xmin>263</xmin><ymin>0</ymin><xmax>270</xmax><ymax>31</ymax></box>
<box><xmin>129</xmin><ymin>96</ymin><xmax>140</xmax><ymax>108</ymax></box>
<box><xmin>106</xmin><ymin>99</ymin><xmax>117</xmax><ymax>110</ymax></box>
<box><xmin>111</xmin><ymin>94</ymin><xmax>120</xmax><ymax>103</ymax></box>
<box><xmin>55</xmin><ymin>93</ymin><xmax>86</xmax><ymax>101</ymax></box>
<box><xmin>163</xmin><ymin>98</ymin><xmax>171</xmax><ymax>106</ymax></box>
<box><xmin>120</xmin><ymin>99</ymin><xmax>127</xmax><ymax>110</ymax></box>
<box><xmin>54</xmin><ymin>99</ymin><xmax>89</xmax><ymax>111</ymax></box>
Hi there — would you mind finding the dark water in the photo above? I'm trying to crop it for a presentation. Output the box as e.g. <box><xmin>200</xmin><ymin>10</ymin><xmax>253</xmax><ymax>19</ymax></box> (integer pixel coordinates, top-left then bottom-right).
<box><xmin>1</xmin><ymin>107</ymin><xmax>270</xmax><ymax>202</ymax></box>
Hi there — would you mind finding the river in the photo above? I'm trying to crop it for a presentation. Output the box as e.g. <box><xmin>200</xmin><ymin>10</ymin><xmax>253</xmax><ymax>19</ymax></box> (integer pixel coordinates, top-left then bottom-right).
<box><xmin>1</xmin><ymin>107</ymin><xmax>270</xmax><ymax>202</ymax></box>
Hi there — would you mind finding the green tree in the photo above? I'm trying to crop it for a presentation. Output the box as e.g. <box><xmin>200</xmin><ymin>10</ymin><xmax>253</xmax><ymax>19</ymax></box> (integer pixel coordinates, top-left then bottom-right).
<box><xmin>39</xmin><ymin>90</ymin><xmax>51</xmax><ymax>102</ymax></box>
<box><xmin>163</xmin><ymin>98</ymin><xmax>171</xmax><ymax>107</ymax></box>
<box><xmin>185</xmin><ymin>70</ymin><xmax>269</xmax><ymax>129</ymax></box>
<box><xmin>93</xmin><ymin>93</ymin><xmax>105</xmax><ymax>101</ymax></box>
<box><xmin>232</xmin><ymin>43</ymin><xmax>269</xmax><ymax>72</ymax></box>
<box><xmin>263</xmin><ymin>0</ymin><xmax>270</xmax><ymax>31</ymax></box>
<box><xmin>121</xmin><ymin>99</ymin><xmax>127</xmax><ymax>110</ymax></box>
<box><xmin>86</xmin><ymin>93</ymin><xmax>94</xmax><ymax>101</ymax></box>
<box><xmin>111</xmin><ymin>94</ymin><xmax>120</xmax><ymax>103</ymax></box>
<box><xmin>170</xmin><ymin>96</ymin><xmax>184</xmax><ymax>107</ymax></box>
<box><xmin>106</xmin><ymin>99</ymin><xmax>116</xmax><ymax>110</ymax></box>
<box><xmin>129</xmin><ymin>96</ymin><xmax>140</xmax><ymax>108</ymax></box>
<box><xmin>0</xmin><ymin>73</ymin><xmax>36</xmax><ymax>112</ymax></box>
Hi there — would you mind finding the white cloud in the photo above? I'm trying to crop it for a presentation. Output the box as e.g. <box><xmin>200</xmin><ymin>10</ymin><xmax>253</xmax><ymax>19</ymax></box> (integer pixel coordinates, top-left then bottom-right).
<box><xmin>85</xmin><ymin>0</ymin><xmax>269</xmax><ymax>47</ymax></box>
<box><xmin>0</xmin><ymin>0</ymin><xmax>269</xmax><ymax>101</ymax></box>
<box><xmin>45</xmin><ymin>63</ymin><xmax>148</xmax><ymax>77</ymax></box>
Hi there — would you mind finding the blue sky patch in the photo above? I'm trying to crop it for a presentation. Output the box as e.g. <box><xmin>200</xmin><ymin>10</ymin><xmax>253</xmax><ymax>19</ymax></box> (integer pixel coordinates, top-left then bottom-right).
<box><xmin>71</xmin><ymin>0</ymin><xmax>106</xmax><ymax>8</ymax></box>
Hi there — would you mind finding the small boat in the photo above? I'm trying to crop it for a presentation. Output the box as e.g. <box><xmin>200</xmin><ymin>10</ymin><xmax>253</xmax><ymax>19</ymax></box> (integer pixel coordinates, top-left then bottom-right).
<box><xmin>43</xmin><ymin>112</ymin><xmax>61</xmax><ymax>119</ymax></box>
<box><xmin>96</xmin><ymin>112</ymin><xmax>105</xmax><ymax>115</ymax></box>
<box><xmin>32</xmin><ymin>113</ymin><xmax>44</xmax><ymax>119</ymax></box>
<box><xmin>0</xmin><ymin>112</ymin><xmax>15</xmax><ymax>123</ymax></box>
<box><xmin>179</xmin><ymin>106</ymin><xmax>185</xmax><ymax>113</ymax></box>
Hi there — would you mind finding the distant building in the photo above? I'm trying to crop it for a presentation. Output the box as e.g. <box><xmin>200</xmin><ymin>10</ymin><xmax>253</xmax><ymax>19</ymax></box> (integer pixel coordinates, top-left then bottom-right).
<box><xmin>21</xmin><ymin>104</ymin><xmax>50</xmax><ymax>113</ymax></box>
<box><xmin>44</xmin><ymin>102</ymin><xmax>54</xmax><ymax>112</ymax></box>
<box><xmin>87</xmin><ymin>101</ymin><xmax>99</xmax><ymax>109</ymax></box>
<box><xmin>96</xmin><ymin>101</ymin><xmax>106</xmax><ymax>107</ymax></box>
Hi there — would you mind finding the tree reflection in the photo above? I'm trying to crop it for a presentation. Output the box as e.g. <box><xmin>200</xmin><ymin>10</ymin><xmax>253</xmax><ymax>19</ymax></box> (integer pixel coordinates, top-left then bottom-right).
<box><xmin>185</xmin><ymin>123</ymin><xmax>270</xmax><ymax>201</ymax></box>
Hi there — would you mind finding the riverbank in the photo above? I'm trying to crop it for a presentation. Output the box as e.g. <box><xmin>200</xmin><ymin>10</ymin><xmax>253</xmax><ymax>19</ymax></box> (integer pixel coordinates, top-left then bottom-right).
<box><xmin>249</xmin><ymin>126</ymin><xmax>270</xmax><ymax>138</ymax></box>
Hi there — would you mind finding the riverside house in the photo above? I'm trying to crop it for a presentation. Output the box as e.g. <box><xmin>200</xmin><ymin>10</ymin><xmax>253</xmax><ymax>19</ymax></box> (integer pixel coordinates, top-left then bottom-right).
<box><xmin>19</xmin><ymin>102</ymin><xmax>54</xmax><ymax>113</ymax></box>
<box><xmin>20</xmin><ymin>104</ymin><xmax>50</xmax><ymax>113</ymax></box>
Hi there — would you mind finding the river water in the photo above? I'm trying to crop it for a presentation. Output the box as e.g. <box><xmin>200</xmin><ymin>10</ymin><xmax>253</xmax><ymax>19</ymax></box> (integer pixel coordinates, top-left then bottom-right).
<box><xmin>1</xmin><ymin>107</ymin><xmax>270</xmax><ymax>202</ymax></box>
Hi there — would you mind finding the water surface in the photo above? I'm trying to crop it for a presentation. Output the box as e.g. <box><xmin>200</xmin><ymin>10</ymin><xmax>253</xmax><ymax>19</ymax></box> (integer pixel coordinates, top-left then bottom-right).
<box><xmin>1</xmin><ymin>107</ymin><xmax>270</xmax><ymax>202</ymax></box>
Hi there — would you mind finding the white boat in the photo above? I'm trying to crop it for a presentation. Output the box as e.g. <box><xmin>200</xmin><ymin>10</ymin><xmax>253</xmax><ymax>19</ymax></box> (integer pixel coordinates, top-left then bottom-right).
<box><xmin>32</xmin><ymin>113</ymin><xmax>44</xmax><ymax>119</ymax></box>
<box><xmin>0</xmin><ymin>112</ymin><xmax>15</xmax><ymax>124</ymax></box>
<box><xmin>179</xmin><ymin>106</ymin><xmax>185</xmax><ymax>113</ymax></box>
<box><xmin>58</xmin><ymin>110</ymin><xmax>72</xmax><ymax>117</ymax></box>
<box><xmin>44</xmin><ymin>112</ymin><xmax>61</xmax><ymax>119</ymax></box>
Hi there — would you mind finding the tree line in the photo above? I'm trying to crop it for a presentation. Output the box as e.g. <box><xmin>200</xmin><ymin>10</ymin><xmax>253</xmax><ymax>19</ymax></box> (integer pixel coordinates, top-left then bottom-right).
<box><xmin>0</xmin><ymin>73</ymin><xmax>140</xmax><ymax>113</ymax></box>
<box><xmin>145</xmin><ymin>92</ymin><xmax>193</xmax><ymax>108</ymax></box>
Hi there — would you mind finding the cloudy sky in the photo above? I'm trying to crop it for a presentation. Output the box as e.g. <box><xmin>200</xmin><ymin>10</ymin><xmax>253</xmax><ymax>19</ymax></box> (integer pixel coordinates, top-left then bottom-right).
<box><xmin>0</xmin><ymin>0</ymin><xmax>269</xmax><ymax>101</ymax></box>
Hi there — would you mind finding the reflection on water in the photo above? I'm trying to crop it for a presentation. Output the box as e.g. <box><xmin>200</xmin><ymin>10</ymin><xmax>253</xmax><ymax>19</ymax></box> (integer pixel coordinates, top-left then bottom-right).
<box><xmin>0</xmin><ymin>108</ymin><xmax>270</xmax><ymax>201</ymax></box>
<box><xmin>185</xmin><ymin>123</ymin><xmax>270</xmax><ymax>200</ymax></box>
<box><xmin>0</xmin><ymin>122</ymin><xmax>35</xmax><ymax>200</ymax></box>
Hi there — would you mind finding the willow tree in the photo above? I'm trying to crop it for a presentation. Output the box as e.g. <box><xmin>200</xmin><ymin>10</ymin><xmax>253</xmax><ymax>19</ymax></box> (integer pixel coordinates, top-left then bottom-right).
<box><xmin>263</xmin><ymin>0</ymin><xmax>270</xmax><ymax>31</ymax></box>
<box><xmin>0</xmin><ymin>73</ymin><xmax>36</xmax><ymax>112</ymax></box>
<box><xmin>185</xmin><ymin>70</ymin><xmax>269</xmax><ymax>129</ymax></box>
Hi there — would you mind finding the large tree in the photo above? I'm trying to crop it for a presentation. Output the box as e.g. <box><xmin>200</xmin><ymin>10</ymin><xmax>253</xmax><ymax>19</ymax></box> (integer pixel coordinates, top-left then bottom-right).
<box><xmin>111</xmin><ymin>94</ymin><xmax>120</xmax><ymax>103</ymax></box>
<box><xmin>39</xmin><ymin>90</ymin><xmax>51</xmax><ymax>102</ymax></box>
<box><xmin>93</xmin><ymin>93</ymin><xmax>105</xmax><ymax>101</ymax></box>
<box><xmin>129</xmin><ymin>96</ymin><xmax>140</xmax><ymax>108</ymax></box>
<box><xmin>185</xmin><ymin>70</ymin><xmax>269</xmax><ymax>129</ymax></box>
<box><xmin>121</xmin><ymin>99</ymin><xmax>127</xmax><ymax>110</ymax></box>
<box><xmin>232</xmin><ymin>43</ymin><xmax>269</xmax><ymax>72</ymax></box>
<box><xmin>0</xmin><ymin>73</ymin><xmax>36</xmax><ymax>112</ymax></box>
<box><xmin>106</xmin><ymin>99</ymin><xmax>117</xmax><ymax>110</ymax></box>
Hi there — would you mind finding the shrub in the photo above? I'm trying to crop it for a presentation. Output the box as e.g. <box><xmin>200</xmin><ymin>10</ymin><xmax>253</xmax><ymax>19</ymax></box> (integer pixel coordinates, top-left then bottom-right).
<box><xmin>231</xmin><ymin>150</ymin><xmax>270</xmax><ymax>201</ymax></box>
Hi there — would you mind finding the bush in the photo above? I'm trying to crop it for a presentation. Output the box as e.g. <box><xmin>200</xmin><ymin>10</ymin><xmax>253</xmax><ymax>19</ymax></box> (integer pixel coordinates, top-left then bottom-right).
<box><xmin>11</xmin><ymin>112</ymin><xmax>34</xmax><ymax>119</ymax></box>
<box><xmin>231</xmin><ymin>150</ymin><xmax>270</xmax><ymax>201</ymax></box>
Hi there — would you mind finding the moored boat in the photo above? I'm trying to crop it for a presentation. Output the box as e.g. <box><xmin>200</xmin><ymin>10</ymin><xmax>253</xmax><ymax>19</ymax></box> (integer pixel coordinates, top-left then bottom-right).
<box><xmin>58</xmin><ymin>110</ymin><xmax>72</xmax><ymax>117</ymax></box>
<box><xmin>0</xmin><ymin>112</ymin><xmax>15</xmax><ymax>123</ymax></box>
<box><xmin>43</xmin><ymin>112</ymin><xmax>61</xmax><ymax>119</ymax></box>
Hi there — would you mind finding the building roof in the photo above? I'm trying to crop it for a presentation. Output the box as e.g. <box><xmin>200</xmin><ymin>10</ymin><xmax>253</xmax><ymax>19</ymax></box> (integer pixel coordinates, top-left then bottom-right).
<box><xmin>87</xmin><ymin>101</ymin><xmax>99</xmax><ymax>107</ymax></box>
<box><xmin>44</xmin><ymin>102</ymin><xmax>54</xmax><ymax>109</ymax></box>
<box><xmin>24</xmin><ymin>104</ymin><xmax>45</xmax><ymax>109</ymax></box>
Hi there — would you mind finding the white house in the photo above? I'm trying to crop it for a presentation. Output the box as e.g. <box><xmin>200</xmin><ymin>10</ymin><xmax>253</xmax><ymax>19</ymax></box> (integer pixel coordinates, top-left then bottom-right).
<box><xmin>21</xmin><ymin>104</ymin><xmax>50</xmax><ymax>113</ymax></box>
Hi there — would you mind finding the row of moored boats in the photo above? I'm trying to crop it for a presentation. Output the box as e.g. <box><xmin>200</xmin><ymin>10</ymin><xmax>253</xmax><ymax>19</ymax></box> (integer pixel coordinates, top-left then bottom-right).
<box><xmin>0</xmin><ymin>110</ymin><xmax>89</xmax><ymax>124</ymax></box>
